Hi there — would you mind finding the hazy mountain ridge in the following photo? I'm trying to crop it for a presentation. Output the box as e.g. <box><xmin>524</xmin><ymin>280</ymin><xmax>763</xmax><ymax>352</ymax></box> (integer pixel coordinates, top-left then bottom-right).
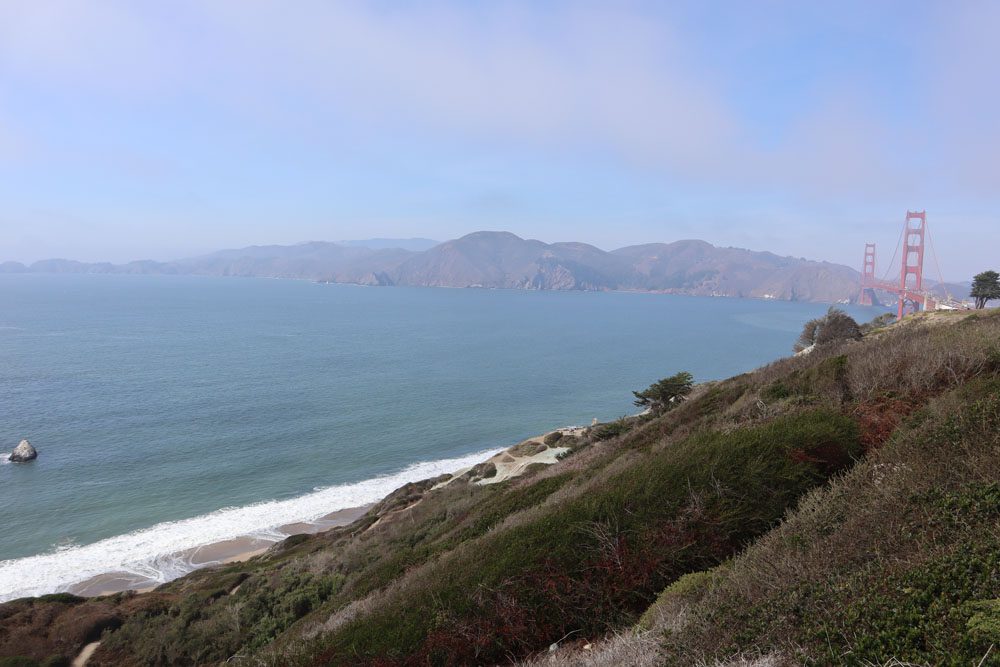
<box><xmin>611</xmin><ymin>239</ymin><xmax>862</xmax><ymax>301</ymax></box>
<box><xmin>337</xmin><ymin>237</ymin><xmax>439</xmax><ymax>251</ymax></box>
<box><xmin>2</xmin><ymin>231</ymin><xmax>877</xmax><ymax>303</ymax></box>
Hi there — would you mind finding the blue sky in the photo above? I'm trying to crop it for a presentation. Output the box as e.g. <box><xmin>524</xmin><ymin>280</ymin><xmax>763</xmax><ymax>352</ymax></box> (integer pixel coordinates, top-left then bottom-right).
<box><xmin>0</xmin><ymin>1</ymin><xmax>997</xmax><ymax>279</ymax></box>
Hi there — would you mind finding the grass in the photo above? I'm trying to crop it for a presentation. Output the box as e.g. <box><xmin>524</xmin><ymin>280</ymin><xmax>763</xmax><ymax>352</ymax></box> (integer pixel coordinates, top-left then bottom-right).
<box><xmin>4</xmin><ymin>309</ymin><xmax>1000</xmax><ymax>667</ymax></box>
<box><xmin>652</xmin><ymin>379</ymin><xmax>1000</xmax><ymax>666</ymax></box>
<box><xmin>304</xmin><ymin>409</ymin><xmax>860</xmax><ymax>665</ymax></box>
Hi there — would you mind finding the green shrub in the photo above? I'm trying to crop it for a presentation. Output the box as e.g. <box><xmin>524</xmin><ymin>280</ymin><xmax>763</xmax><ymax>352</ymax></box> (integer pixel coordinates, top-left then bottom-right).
<box><xmin>795</xmin><ymin>308</ymin><xmax>862</xmax><ymax>352</ymax></box>
<box><xmin>658</xmin><ymin>386</ymin><xmax>1000</xmax><ymax>666</ymax></box>
<box><xmin>0</xmin><ymin>659</ymin><xmax>39</xmax><ymax>667</ymax></box>
<box><xmin>40</xmin><ymin>658</ymin><xmax>70</xmax><ymax>667</ymax></box>
<box><xmin>309</xmin><ymin>409</ymin><xmax>860</xmax><ymax>665</ymax></box>
<box><xmin>860</xmin><ymin>312</ymin><xmax>896</xmax><ymax>334</ymax></box>
<box><xmin>34</xmin><ymin>593</ymin><xmax>83</xmax><ymax>605</ymax></box>
<box><xmin>280</xmin><ymin>533</ymin><xmax>311</xmax><ymax>549</ymax></box>
<box><xmin>965</xmin><ymin>599</ymin><xmax>1000</xmax><ymax>643</ymax></box>
<box><xmin>639</xmin><ymin>568</ymin><xmax>719</xmax><ymax>630</ymax></box>
<box><xmin>761</xmin><ymin>381</ymin><xmax>792</xmax><ymax>401</ymax></box>
<box><xmin>464</xmin><ymin>474</ymin><xmax>570</xmax><ymax>538</ymax></box>
<box><xmin>592</xmin><ymin>417</ymin><xmax>633</xmax><ymax>441</ymax></box>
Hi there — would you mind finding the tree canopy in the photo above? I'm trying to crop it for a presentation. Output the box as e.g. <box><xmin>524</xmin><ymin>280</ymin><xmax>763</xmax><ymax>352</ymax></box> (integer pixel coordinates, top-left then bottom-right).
<box><xmin>633</xmin><ymin>371</ymin><xmax>694</xmax><ymax>414</ymax></box>
<box><xmin>794</xmin><ymin>307</ymin><xmax>862</xmax><ymax>353</ymax></box>
<box><xmin>970</xmin><ymin>270</ymin><xmax>1000</xmax><ymax>309</ymax></box>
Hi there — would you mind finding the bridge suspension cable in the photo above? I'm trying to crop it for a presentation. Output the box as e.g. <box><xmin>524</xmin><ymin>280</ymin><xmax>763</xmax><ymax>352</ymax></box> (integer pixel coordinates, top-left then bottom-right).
<box><xmin>879</xmin><ymin>219</ymin><xmax>905</xmax><ymax>283</ymax></box>
<box><xmin>925</xmin><ymin>224</ymin><xmax>951</xmax><ymax>303</ymax></box>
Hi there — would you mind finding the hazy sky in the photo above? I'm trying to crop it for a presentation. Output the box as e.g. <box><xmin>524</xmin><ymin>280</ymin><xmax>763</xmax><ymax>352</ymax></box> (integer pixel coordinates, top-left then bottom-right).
<box><xmin>0</xmin><ymin>1</ymin><xmax>997</xmax><ymax>278</ymax></box>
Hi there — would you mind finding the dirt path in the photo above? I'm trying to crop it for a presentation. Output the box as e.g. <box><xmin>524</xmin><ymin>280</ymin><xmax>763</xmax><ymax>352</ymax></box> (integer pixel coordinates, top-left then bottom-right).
<box><xmin>71</xmin><ymin>641</ymin><xmax>101</xmax><ymax>667</ymax></box>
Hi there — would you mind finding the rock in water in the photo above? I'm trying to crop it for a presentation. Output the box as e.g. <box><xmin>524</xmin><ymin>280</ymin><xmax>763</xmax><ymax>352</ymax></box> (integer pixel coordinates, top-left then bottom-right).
<box><xmin>9</xmin><ymin>439</ymin><xmax>37</xmax><ymax>462</ymax></box>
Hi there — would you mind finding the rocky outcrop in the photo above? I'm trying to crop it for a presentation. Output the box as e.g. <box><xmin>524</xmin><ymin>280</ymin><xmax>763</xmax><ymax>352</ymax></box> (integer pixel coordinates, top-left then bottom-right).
<box><xmin>464</xmin><ymin>461</ymin><xmax>498</xmax><ymax>483</ymax></box>
<box><xmin>355</xmin><ymin>271</ymin><xmax>395</xmax><ymax>286</ymax></box>
<box><xmin>9</xmin><ymin>439</ymin><xmax>37</xmax><ymax>462</ymax></box>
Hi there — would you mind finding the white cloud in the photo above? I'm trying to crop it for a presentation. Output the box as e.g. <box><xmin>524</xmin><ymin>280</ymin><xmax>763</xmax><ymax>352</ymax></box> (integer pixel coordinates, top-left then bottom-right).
<box><xmin>0</xmin><ymin>2</ymin><xmax>186</xmax><ymax>96</ymax></box>
<box><xmin>923</xmin><ymin>0</ymin><xmax>1000</xmax><ymax>196</ymax></box>
<box><xmin>194</xmin><ymin>2</ymin><xmax>742</xmax><ymax>171</ymax></box>
<box><xmin>0</xmin><ymin>3</ymin><xmax>741</xmax><ymax>171</ymax></box>
<box><xmin>0</xmin><ymin>113</ymin><xmax>29</xmax><ymax>161</ymax></box>
<box><xmin>0</xmin><ymin>0</ymin><xmax>996</xmax><ymax>270</ymax></box>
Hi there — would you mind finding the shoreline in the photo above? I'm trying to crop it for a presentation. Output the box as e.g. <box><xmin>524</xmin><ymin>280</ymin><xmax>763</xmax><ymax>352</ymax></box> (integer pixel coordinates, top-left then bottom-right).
<box><xmin>67</xmin><ymin>505</ymin><xmax>372</xmax><ymax>598</ymax></box>
<box><xmin>0</xmin><ymin>271</ymin><xmax>884</xmax><ymax>308</ymax></box>
<box><xmin>1</xmin><ymin>447</ymin><xmax>508</xmax><ymax>603</ymax></box>
<box><xmin>0</xmin><ymin>423</ymin><xmax>590</xmax><ymax>602</ymax></box>
<box><xmin>63</xmin><ymin>426</ymin><xmax>589</xmax><ymax>600</ymax></box>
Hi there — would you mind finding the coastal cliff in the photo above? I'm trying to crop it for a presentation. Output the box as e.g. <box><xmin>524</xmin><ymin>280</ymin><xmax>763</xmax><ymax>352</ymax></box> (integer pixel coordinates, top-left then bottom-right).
<box><xmin>1</xmin><ymin>309</ymin><xmax>999</xmax><ymax>666</ymax></box>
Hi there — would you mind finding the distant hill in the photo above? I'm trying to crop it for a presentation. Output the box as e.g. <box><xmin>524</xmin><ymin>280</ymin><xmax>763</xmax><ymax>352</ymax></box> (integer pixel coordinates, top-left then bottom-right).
<box><xmin>612</xmin><ymin>239</ymin><xmax>860</xmax><ymax>301</ymax></box>
<box><xmin>389</xmin><ymin>232</ymin><xmax>863</xmax><ymax>300</ymax></box>
<box><xmin>173</xmin><ymin>242</ymin><xmax>413</xmax><ymax>285</ymax></box>
<box><xmin>2</xmin><ymin>231</ymin><xmax>873</xmax><ymax>303</ymax></box>
<box><xmin>390</xmin><ymin>232</ymin><xmax>633</xmax><ymax>290</ymax></box>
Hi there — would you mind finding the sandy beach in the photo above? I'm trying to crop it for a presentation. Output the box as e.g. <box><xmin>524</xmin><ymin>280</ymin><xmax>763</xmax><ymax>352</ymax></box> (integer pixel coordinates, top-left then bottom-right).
<box><xmin>65</xmin><ymin>426</ymin><xmax>586</xmax><ymax>600</ymax></box>
<box><xmin>68</xmin><ymin>505</ymin><xmax>371</xmax><ymax>598</ymax></box>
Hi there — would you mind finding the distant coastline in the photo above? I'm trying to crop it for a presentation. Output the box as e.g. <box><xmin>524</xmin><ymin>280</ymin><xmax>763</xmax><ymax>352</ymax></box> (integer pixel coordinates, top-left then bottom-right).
<box><xmin>2</xmin><ymin>232</ymin><xmax>967</xmax><ymax>305</ymax></box>
<box><xmin>0</xmin><ymin>231</ymin><xmax>869</xmax><ymax>304</ymax></box>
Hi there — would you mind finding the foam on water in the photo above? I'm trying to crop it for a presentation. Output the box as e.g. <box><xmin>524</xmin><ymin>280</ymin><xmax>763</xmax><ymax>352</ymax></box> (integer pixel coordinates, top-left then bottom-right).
<box><xmin>0</xmin><ymin>447</ymin><xmax>501</xmax><ymax>602</ymax></box>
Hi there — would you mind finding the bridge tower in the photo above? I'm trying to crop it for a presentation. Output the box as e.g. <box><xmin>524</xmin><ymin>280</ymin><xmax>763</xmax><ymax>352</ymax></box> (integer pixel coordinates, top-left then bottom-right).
<box><xmin>859</xmin><ymin>243</ymin><xmax>876</xmax><ymax>306</ymax></box>
<box><xmin>897</xmin><ymin>211</ymin><xmax>927</xmax><ymax>319</ymax></box>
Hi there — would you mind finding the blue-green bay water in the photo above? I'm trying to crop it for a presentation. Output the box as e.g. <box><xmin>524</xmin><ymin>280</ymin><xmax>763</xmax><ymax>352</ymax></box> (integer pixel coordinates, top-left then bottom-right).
<box><xmin>0</xmin><ymin>274</ymin><xmax>880</xmax><ymax>599</ymax></box>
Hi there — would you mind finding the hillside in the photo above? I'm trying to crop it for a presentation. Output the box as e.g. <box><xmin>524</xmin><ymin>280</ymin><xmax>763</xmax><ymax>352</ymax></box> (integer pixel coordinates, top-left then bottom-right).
<box><xmin>1</xmin><ymin>309</ymin><xmax>998</xmax><ymax>666</ymax></box>
<box><xmin>390</xmin><ymin>232</ymin><xmax>634</xmax><ymax>290</ymax></box>
<box><xmin>174</xmin><ymin>242</ymin><xmax>415</xmax><ymax>286</ymax></box>
<box><xmin>613</xmin><ymin>240</ymin><xmax>860</xmax><ymax>301</ymax></box>
<box><xmin>0</xmin><ymin>232</ymin><xmax>867</xmax><ymax>303</ymax></box>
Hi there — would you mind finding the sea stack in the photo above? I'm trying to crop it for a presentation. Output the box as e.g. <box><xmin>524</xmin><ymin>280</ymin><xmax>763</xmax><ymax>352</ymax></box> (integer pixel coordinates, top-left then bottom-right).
<box><xmin>9</xmin><ymin>439</ymin><xmax>37</xmax><ymax>462</ymax></box>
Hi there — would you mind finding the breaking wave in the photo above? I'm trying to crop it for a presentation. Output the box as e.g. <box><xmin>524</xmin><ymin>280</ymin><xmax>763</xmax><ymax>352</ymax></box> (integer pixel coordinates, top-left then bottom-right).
<box><xmin>0</xmin><ymin>447</ymin><xmax>500</xmax><ymax>602</ymax></box>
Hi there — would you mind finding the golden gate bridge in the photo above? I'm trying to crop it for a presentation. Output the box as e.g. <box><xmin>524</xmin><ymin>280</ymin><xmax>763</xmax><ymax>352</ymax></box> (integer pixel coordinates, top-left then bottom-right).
<box><xmin>857</xmin><ymin>211</ymin><xmax>966</xmax><ymax>319</ymax></box>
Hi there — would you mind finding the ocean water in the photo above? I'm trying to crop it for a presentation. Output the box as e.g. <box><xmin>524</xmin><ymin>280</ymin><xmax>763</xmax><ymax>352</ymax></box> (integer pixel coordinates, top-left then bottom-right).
<box><xmin>0</xmin><ymin>274</ymin><xmax>881</xmax><ymax>599</ymax></box>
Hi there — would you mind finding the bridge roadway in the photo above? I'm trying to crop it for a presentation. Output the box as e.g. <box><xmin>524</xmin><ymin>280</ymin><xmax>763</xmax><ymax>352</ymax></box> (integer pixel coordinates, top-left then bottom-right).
<box><xmin>860</xmin><ymin>278</ymin><xmax>940</xmax><ymax>310</ymax></box>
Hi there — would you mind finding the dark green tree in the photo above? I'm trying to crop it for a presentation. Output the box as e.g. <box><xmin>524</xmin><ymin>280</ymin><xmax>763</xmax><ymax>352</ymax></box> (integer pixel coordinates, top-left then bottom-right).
<box><xmin>970</xmin><ymin>270</ymin><xmax>1000</xmax><ymax>309</ymax></box>
<box><xmin>794</xmin><ymin>307</ymin><xmax>862</xmax><ymax>352</ymax></box>
<box><xmin>860</xmin><ymin>312</ymin><xmax>896</xmax><ymax>334</ymax></box>
<box><xmin>633</xmin><ymin>371</ymin><xmax>694</xmax><ymax>414</ymax></box>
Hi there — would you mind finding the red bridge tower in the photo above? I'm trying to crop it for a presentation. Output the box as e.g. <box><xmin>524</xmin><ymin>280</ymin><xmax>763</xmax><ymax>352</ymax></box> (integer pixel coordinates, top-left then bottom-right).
<box><xmin>859</xmin><ymin>243</ymin><xmax>876</xmax><ymax>306</ymax></box>
<box><xmin>898</xmin><ymin>211</ymin><xmax>926</xmax><ymax>319</ymax></box>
